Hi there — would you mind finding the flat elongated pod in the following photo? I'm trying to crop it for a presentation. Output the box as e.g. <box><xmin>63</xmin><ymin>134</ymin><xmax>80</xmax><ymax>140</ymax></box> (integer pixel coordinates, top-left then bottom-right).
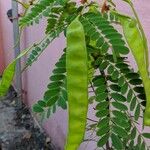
<box><xmin>116</xmin><ymin>14</ymin><xmax>150</xmax><ymax>126</ymax></box>
<box><xmin>0</xmin><ymin>47</ymin><xmax>31</xmax><ymax>97</ymax></box>
<box><xmin>0</xmin><ymin>62</ymin><xmax>16</xmax><ymax>96</ymax></box>
<box><xmin>65</xmin><ymin>17</ymin><xmax>88</xmax><ymax>149</ymax></box>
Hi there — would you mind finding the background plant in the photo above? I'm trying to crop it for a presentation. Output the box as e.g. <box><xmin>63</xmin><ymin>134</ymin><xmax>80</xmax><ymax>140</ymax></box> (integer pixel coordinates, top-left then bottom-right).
<box><xmin>0</xmin><ymin>0</ymin><xmax>150</xmax><ymax>149</ymax></box>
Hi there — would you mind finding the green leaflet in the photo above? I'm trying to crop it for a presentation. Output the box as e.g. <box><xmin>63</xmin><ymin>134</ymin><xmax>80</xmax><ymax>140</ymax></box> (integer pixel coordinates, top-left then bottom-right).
<box><xmin>32</xmin><ymin>50</ymin><xmax>67</xmax><ymax>117</ymax></box>
<box><xmin>122</xmin><ymin>0</ymin><xmax>132</xmax><ymax>4</ymax></box>
<box><xmin>19</xmin><ymin>0</ymin><xmax>55</xmax><ymax>27</ymax></box>
<box><xmin>0</xmin><ymin>47</ymin><xmax>31</xmax><ymax>97</ymax></box>
<box><xmin>115</xmin><ymin>12</ymin><xmax>150</xmax><ymax>126</ymax></box>
<box><xmin>65</xmin><ymin>17</ymin><xmax>88</xmax><ymax>150</ymax></box>
<box><xmin>88</xmin><ymin>55</ymin><xmax>95</xmax><ymax>82</ymax></box>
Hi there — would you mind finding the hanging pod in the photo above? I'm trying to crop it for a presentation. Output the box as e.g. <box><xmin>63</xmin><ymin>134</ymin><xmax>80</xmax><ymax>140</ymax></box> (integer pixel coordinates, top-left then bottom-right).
<box><xmin>65</xmin><ymin>17</ymin><xmax>88</xmax><ymax>149</ymax></box>
<box><xmin>113</xmin><ymin>11</ymin><xmax>150</xmax><ymax>126</ymax></box>
<box><xmin>0</xmin><ymin>47</ymin><xmax>31</xmax><ymax>97</ymax></box>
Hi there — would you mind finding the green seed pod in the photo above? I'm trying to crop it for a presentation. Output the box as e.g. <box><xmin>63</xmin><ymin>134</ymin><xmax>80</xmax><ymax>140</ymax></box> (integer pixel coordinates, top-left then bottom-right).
<box><xmin>119</xmin><ymin>17</ymin><xmax>150</xmax><ymax>126</ymax></box>
<box><xmin>65</xmin><ymin>17</ymin><xmax>88</xmax><ymax>149</ymax></box>
<box><xmin>0</xmin><ymin>47</ymin><xmax>31</xmax><ymax>97</ymax></box>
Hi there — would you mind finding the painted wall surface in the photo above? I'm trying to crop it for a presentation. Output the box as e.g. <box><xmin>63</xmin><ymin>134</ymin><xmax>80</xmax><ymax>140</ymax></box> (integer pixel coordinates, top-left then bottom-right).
<box><xmin>0</xmin><ymin>0</ymin><xmax>150</xmax><ymax>149</ymax></box>
<box><xmin>0</xmin><ymin>0</ymin><xmax>14</xmax><ymax>65</ymax></box>
<box><xmin>0</xmin><ymin>3</ymin><xmax>5</xmax><ymax>75</ymax></box>
<box><xmin>0</xmin><ymin>22</ymin><xmax>5</xmax><ymax>75</ymax></box>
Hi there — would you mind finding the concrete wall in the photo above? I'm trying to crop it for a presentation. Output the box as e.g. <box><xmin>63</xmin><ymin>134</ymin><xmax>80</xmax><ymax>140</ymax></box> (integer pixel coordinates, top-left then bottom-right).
<box><xmin>0</xmin><ymin>0</ymin><xmax>150</xmax><ymax>149</ymax></box>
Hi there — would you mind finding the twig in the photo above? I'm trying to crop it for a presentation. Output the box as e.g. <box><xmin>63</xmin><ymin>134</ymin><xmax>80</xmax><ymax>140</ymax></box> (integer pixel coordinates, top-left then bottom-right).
<box><xmin>87</xmin><ymin>117</ymin><xmax>98</xmax><ymax>123</ymax></box>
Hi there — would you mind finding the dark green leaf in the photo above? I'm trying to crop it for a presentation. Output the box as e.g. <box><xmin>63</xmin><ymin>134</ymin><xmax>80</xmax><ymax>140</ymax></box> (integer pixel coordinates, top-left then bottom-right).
<box><xmin>120</xmin><ymin>68</ymin><xmax>131</xmax><ymax>74</ymax></box>
<box><xmin>137</xmin><ymin>94</ymin><xmax>146</xmax><ymax>100</ymax></box>
<box><xmin>101</xmin><ymin>42</ymin><xmax>109</xmax><ymax>53</ymax></box>
<box><xmin>112</xmin><ymin>125</ymin><xmax>128</xmax><ymax>138</ymax></box>
<box><xmin>111</xmin><ymin>133</ymin><xmax>123</xmax><ymax>150</ymax></box>
<box><xmin>130</xmin><ymin>97</ymin><xmax>136</xmax><ymax>111</ymax></box>
<box><xmin>32</xmin><ymin>50</ymin><xmax>38</xmax><ymax>55</ymax></box>
<box><xmin>96</xmin><ymin>109</ymin><xmax>109</xmax><ymax>118</ymax></box>
<box><xmin>125</xmin><ymin>73</ymin><xmax>140</xmax><ymax>80</ymax></box>
<box><xmin>93</xmin><ymin>76</ymin><xmax>105</xmax><ymax>87</ymax></box>
<box><xmin>121</xmin><ymin>83</ymin><xmax>128</xmax><ymax>94</ymax></box>
<box><xmin>112</xmin><ymin>117</ymin><xmax>130</xmax><ymax>129</ymax></box>
<box><xmin>112</xmin><ymin>110</ymin><xmax>128</xmax><ymax>120</ymax></box>
<box><xmin>55</xmin><ymin>60</ymin><xmax>66</xmax><ymax>68</ymax></box>
<box><xmin>96</xmin><ymin>37</ymin><xmax>104</xmax><ymax>47</ymax></box>
<box><xmin>137</xmin><ymin>135</ymin><xmax>141</xmax><ymax>145</ymax></box>
<box><xmin>47</xmin><ymin>107</ymin><xmax>51</xmax><ymax>118</ymax></box>
<box><xmin>52</xmin><ymin>104</ymin><xmax>56</xmax><ymax>113</ymax></box>
<box><xmin>116</xmin><ymin>63</ymin><xmax>128</xmax><ymax>69</ymax></box>
<box><xmin>96</xmin><ymin>85</ymin><xmax>107</xmax><ymax>94</ymax></box>
<box><xmin>96</xmin><ymin>92</ymin><xmax>108</xmax><ymax>102</ymax></box>
<box><xmin>33</xmin><ymin>104</ymin><xmax>44</xmax><ymax>112</ymax></box>
<box><xmin>129</xmin><ymin>140</ymin><xmax>134</xmax><ymax>149</ymax></box>
<box><xmin>129</xmin><ymin>79</ymin><xmax>142</xmax><ymax>85</ymax></box>
<box><xmin>105</xmin><ymin>33</ymin><xmax>122</xmax><ymax>40</ymax></box>
<box><xmin>47</xmin><ymin>81</ymin><xmax>63</xmax><ymax>89</ymax></box>
<box><xmin>89</xmin><ymin>96</ymin><xmax>95</xmax><ymax>104</ymax></box>
<box><xmin>110</xmin><ymin>84</ymin><xmax>121</xmax><ymax>92</ymax></box>
<box><xmin>118</xmin><ymin>76</ymin><xmax>125</xmax><ymax>86</ymax></box>
<box><xmin>96</xmin><ymin>101</ymin><xmax>109</xmax><ymax>110</ymax></box>
<box><xmin>46</xmin><ymin>95</ymin><xmax>59</xmax><ymax>106</ymax></box>
<box><xmin>140</xmin><ymin>142</ymin><xmax>145</xmax><ymax>150</ymax></box>
<box><xmin>38</xmin><ymin>100</ymin><xmax>47</xmax><ymax>107</ymax></box>
<box><xmin>105</xmin><ymin>55</ymin><xmax>114</xmax><ymax>62</ymax></box>
<box><xmin>97</xmin><ymin>134</ymin><xmax>109</xmax><ymax>147</ymax></box>
<box><xmin>111</xmin><ymin>93</ymin><xmax>126</xmax><ymax>102</ymax></box>
<box><xmin>44</xmin><ymin>88</ymin><xmax>60</xmax><ymax>100</ymax></box>
<box><xmin>99</xmin><ymin>61</ymin><xmax>108</xmax><ymax>70</ymax></box>
<box><xmin>131</xmin><ymin>127</ymin><xmax>136</xmax><ymax>140</ymax></box>
<box><xmin>134</xmin><ymin>104</ymin><xmax>140</xmax><ymax>121</ymax></box>
<box><xmin>107</xmin><ymin>65</ymin><xmax>114</xmax><ymax>74</ymax></box>
<box><xmin>133</xmin><ymin>87</ymin><xmax>145</xmax><ymax>94</ymax></box>
<box><xmin>57</xmin><ymin>96</ymin><xmax>67</xmax><ymax>109</ymax></box>
<box><xmin>97</xmin><ymin>125</ymin><xmax>109</xmax><ymax>136</ymax></box>
<box><xmin>107</xmin><ymin>76</ymin><xmax>118</xmax><ymax>83</ymax></box>
<box><xmin>127</xmin><ymin>89</ymin><xmax>133</xmax><ymax>102</ymax></box>
<box><xmin>97</xmin><ymin>117</ymin><xmax>109</xmax><ymax>128</ymax></box>
<box><xmin>113</xmin><ymin>45</ymin><xmax>129</xmax><ymax>55</ymax></box>
<box><xmin>134</xmin><ymin>144</ymin><xmax>140</xmax><ymax>150</ymax></box>
<box><xmin>111</xmin><ymin>71</ymin><xmax>119</xmax><ymax>80</ymax></box>
<box><xmin>141</xmin><ymin>101</ymin><xmax>146</xmax><ymax>107</ymax></box>
<box><xmin>142</xmin><ymin>133</ymin><xmax>150</xmax><ymax>138</ymax></box>
<box><xmin>50</xmin><ymin>74</ymin><xmax>65</xmax><ymax>81</ymax></box>
<box><xmin>90</xmin><ymin>32</ymin><xmax>100</xmax><ymax>40</ymax></box>
<box><xmin>53</xmin><ymin>68</ymin><xmax>66</xmax><ymax>74</ymax></box>
<box><xmin>109</xmin><ymin>39</ymin><xmax>125</xmax><ymax>45</ymax></box>
<box><xmin>112</xmin><ymin>102</ymin><xmax>128</xmax><ymax>111</ymax></box>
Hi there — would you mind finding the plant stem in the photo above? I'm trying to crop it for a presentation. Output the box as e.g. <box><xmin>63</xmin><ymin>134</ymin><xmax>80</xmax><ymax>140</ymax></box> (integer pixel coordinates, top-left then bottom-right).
<box><xmin>99</xmin><ymin>70</ymin><xmax>111</xmax><ymax>150</ymax></box>
<box><xmin>87</xmin><ymin>117</ymin><xmax>98</xmax><ymax>123</ymax></box>
<box><xmin>106</xmin><ymin>141</ymin><xmax>111</xmax><ymax>150</ymax></box>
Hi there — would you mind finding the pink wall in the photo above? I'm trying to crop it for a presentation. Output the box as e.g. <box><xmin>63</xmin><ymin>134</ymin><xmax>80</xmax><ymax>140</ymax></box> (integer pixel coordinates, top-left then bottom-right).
<box><xmin>0</xmin><ymin>0</ymin><xmax>150</xmax><ymax>149</ymax></box>
<box><xmin>0</xmin><ymin>23</ymin><xmax>5</xmax><ymax>75</ymax></box>
<box><xmin>0</xmin><ymin>2</ymin><xmax>6</xmax><ymax>74</ymax></box>
<box><xmin>0</xmin><ymin>1</ymin><xmax>14</xmax><ymax>66</ymax></box>
<box><xmin>24</xmin><ymin>24</ymin><xmax>67</xmax><ymax>149</ymax></box>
